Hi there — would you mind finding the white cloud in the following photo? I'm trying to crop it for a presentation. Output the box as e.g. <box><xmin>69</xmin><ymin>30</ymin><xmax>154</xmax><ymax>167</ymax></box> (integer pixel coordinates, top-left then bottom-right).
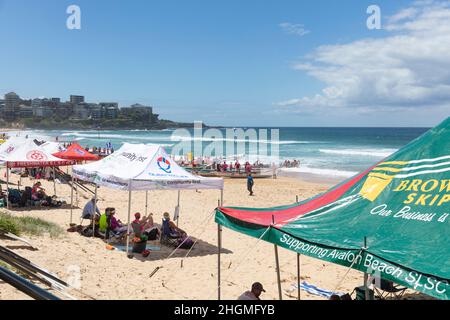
<box><xmin>279</xmin><ymin>22</ymin><xmax>310</xmax><ymax>37</ymax></box>
<box><xmin>277</xmin><ymin>1</ymin><xmax>450</xmax><ymax>116</ymax></box>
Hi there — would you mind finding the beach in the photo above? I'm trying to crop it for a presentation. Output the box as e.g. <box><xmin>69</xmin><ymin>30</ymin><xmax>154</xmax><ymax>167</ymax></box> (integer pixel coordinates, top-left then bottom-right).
<box><xmin>0</xmin><ymin>172</ymin><xmax>426</xmax><ymax>300</ymax></box>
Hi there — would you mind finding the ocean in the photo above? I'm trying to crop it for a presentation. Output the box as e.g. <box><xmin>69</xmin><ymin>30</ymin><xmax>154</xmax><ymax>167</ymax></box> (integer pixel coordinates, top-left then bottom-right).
<box><xmin>9</xmin><ymin>127</ymin><xmax>428</xmax><ymax>181</ymax></box>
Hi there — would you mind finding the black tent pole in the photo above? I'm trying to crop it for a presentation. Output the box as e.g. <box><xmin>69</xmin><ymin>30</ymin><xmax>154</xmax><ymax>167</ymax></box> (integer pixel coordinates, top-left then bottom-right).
<box><xmin>0</xmin><ymin>266</ymin><xmax>60</xmax><ymax>300</ymax></box>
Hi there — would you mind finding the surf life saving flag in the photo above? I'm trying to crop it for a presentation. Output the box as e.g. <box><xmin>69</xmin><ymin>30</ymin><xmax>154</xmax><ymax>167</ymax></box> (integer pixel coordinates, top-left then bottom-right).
<box><xmin>216</xmin><ymin>117</ymin><xmax>450</xmax><ymax>300</ymax></box>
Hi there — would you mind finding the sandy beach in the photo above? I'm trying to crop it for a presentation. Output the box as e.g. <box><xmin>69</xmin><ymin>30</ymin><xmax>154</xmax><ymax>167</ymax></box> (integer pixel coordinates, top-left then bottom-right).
<box><xmin>0</xmin><ymin>172</ymin><xmax>425</xmax><ymax>300</ymax></box>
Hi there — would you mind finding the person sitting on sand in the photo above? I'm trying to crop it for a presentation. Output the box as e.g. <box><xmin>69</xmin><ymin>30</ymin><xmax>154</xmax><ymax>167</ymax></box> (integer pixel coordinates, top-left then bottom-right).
<box><xmin>82</xmin><ymin>198</ymin><xmax>101</xmax><ymax>220</ymax></box>
<box><xmin>162</xmin><ymin>212</ymin><xmax>186</xmax><ymax>239</ymax></box>
<box><xmin>238</xmin><ymin>282</ymin><xmax>265</xmax><ymax>300</ymax></box>
<box><xmin>109</xmin><ymin>208</ymin><xmax>128</xmax><ymax>234</ymax></box>
<box><xmin>132</xmin><ymin>212</ymin><xmax>159</xmax><ymax>240</ymax></box>
<box><xmin>31</xmin><ymin>182</ymin><xmax>46</xmax><ymax>200</ymax></box>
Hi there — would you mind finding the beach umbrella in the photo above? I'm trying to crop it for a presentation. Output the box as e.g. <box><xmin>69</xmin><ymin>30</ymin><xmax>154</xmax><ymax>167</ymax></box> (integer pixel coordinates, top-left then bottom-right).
<box><xmin>215</xmin><ymin>117</ymin><xmax>450</xmax><ymax>300</ymax></box>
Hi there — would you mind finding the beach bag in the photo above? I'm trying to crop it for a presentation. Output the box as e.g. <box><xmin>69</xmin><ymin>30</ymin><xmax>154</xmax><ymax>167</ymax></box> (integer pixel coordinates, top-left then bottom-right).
<box><xmin>81</xmin><ymin>226</ymin><xmax>94</xmax><ymax>237</ymax></box>
<box><xmin>132</xmin><ymin>239</ymin><xmax>147</xmax><ymax>254</ymax></box>
<box><xmin>145</xmin><ymin>228</ymin><xmax>158</xmax><ymax>241</ymax></box>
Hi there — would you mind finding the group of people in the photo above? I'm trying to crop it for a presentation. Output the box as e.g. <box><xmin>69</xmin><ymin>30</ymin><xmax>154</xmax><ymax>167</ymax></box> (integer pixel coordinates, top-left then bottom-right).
<box><xmin>83</xmin><ymin>145</ymin><xmax>115</xmax><ymax>156</ymax></box>
<box><xmin>213</xmin><ymin>160</ymin><xmax>255</xmax><ymax>174</ymax></box>
<box><xmin>281</xmin><ymin>159</ymin><xmax>301</xmax><ymax>168</ymax></box>
<box><xmin>22</xmin><ymin>167</ymin><xmax>53</xmax><ymax>180</ymax></box>
<box><xmin>5</xmin><ymin>180</ymin><xmax>62</xmax><ymax>208</ymax></box>
<box><xmin>81</xmin><ymin>198</ymin><xmax>187</xmax><ymax>244</ymax></box>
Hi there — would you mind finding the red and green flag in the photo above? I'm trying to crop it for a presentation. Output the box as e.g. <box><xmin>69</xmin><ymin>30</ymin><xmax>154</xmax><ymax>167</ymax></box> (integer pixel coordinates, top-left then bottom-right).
<box><xmin>216</xmin><ymin>117</ymin><xmax>450</xmax><ymax>300</ymax></box>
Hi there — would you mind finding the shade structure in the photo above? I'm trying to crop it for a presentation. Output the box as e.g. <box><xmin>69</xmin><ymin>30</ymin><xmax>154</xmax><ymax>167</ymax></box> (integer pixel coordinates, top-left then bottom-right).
<box><xmin>0</xmin><ymin>138</ymin><xmax>75</xmax><ymax>168</ymax></box>
<box><xmin>53</xmin><ymin>143</ymin><xmax>100</xmax><ymax>161</ymax></box>
<box><xmin>39</xmin><ymin>141</ymin><xmax>64</xmax><ymax>155</ymax></box>
<box><xmin>72</xmin><ymin>143</ymin><xmax>224</xmax><ymax>190</ymax></box>
<box><xmin>72</xmin><ymin>142</ymin><xmax>224</xmax><ymax>258</ymax></box>
<box><xmin>216</xmin><ymin>117</ymin><xmax>450</xmax><ymax>300</ymax></box>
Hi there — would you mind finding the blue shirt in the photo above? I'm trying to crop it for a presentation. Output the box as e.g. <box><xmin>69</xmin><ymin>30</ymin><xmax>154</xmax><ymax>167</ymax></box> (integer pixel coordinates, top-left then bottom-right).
<box><xmin>82</xmin><ymin>200</ymin><xmax>100</xmax><ymax>219</ymax></box>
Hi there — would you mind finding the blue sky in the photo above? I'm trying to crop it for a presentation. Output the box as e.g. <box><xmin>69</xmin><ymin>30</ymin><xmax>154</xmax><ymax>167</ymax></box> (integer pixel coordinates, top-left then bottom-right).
<box><xmin>0</xmin><ymin>0</ymin><xmax>449</xmax><ymax>127</ymax></box>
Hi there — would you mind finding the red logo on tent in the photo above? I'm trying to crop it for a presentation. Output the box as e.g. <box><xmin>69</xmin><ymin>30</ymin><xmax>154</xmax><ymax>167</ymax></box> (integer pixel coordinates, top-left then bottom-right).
<box><xmin>157</xmin><ymin>156</ymin><xmax>171</xmax><ymax>173</ymax></box>
<box><xmin>27</xmin><ymin>150</ymin><xmax>48</xmax><ymax>161</ymax></box>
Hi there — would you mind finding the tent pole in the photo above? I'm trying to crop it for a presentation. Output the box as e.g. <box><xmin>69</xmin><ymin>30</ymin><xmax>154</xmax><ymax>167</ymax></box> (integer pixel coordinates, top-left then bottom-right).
<box><xmin>272</xmin><ymin>215</ymin><xmax>282</xmax><ymax>300</ymax></box>
<box><xmin>52</xmin><ymin>167</ymin><xmax>56</xmax><ymax>196</ymax></box>
<box><xmin>274</xmin><ymin>244</ymin><xmax>282</xmax><ymax>300</ymax></box>
<box><xmin>363</xmin><ymin>236</ymin><xmax>370</xmax><ymax>300</ymax></box>
<box><xmin>6</xmin><ymin>164</ymin><xmax>10</xmax><ymax>209</ymax></box>
<box><xmin>92</xmin><ymin>184</ymin><xmax>98</xmax><ymax>237</ymax></box>
<box><xmin>297</xmin><ymin>253</ymin><xmax>301</xmax><ymax>300</ymax></box>
<box><xmin>70</xmin><ymin>174</ymin><xmax>74</xmax><ymax>225</ymax></box>
<box><xmin>75</xmin><ymin>181</ymin><xmax>78</xmax><ymax>207</ymax></box>
<box><xmin>217</xmin><ymin>223</ymin><xmax>222</xmax><ymax>300</ymax></box>
<box><xmin>176</xmin><ymin>190</ymin><xmax>180</xmax><ymax>227</ymax></box>
<box><xmin>126</xmin><ymin>185</ymin><xmax>132</xmax><ymax>258</ymax></box>
<box><xmin>145</xmin><ymin>191</ymin><xmax>148</xmax><ymax>216</ymax></box>
<box><xmin>216</xmin><ymin>188</ymin><xmax>225</xmax><ymax>299</ymax></box>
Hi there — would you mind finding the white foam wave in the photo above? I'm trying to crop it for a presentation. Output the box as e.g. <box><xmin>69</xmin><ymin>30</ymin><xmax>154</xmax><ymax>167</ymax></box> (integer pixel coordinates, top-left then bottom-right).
<box><xmin>170</xmin><ymin>135</ymin><xmax>314</xmax><ymax>145</ymax></box>
<box><xmin>61</xmin><ymin>132</ymin><xmax>172</xmax><ymax>141</ymax></box>
<box><xmin>278</xmin><ymin>167</ymin><xmax>358</xmax><ymax>178</ymax></box>
<box><xmin>319</xmin><ymin>148</ymin><xmax>396</xmax><ymax>158</ymax></box>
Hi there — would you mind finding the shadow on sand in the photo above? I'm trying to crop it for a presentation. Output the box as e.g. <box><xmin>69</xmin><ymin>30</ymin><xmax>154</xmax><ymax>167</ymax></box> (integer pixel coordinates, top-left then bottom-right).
<box><xmin>117</xmin><ymin>237</ymin><xmax>233</xmax><ymax>263</ymax></box>
<box><xmin>8</xmin><ymin>203</ymin><xmax>78</xmax><ymax>212</ymax></box>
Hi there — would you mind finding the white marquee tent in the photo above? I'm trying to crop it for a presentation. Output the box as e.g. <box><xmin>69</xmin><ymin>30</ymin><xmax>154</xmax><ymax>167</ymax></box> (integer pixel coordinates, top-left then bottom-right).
<box><xmin>72</xmin><ymin>143</ymin><xmax>224</xmax><ymax>256</ymax></box>
<box><xmin>0</xmin><ymin>137</ymin><xmax>71</xmax><ymax>168</ymax></box>
<box><xmin>0</xmin><ymin>137</ymin><xmax>75</xmax><ymax>208</ymax></box>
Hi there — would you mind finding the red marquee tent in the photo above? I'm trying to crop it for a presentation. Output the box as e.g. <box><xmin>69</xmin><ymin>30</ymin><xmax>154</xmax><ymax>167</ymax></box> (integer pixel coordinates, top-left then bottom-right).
<box><xmin>53</xmin><ymin>143</ymin><xmax>100</xmax><ymax>161</ymax></box>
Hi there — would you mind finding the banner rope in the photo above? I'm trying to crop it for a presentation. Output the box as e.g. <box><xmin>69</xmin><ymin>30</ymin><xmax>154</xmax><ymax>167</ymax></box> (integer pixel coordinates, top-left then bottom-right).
<box><xmin>207</xmin><ymin>225</ymin><xmax>272</xmax><ymax>300</ymax></box>
<box><xmin>331</xmin><ymin>248</ymin><xmax>364</xmax><ymax>295</ymax></box>
<box><xmin>148</xmin><ymin>209</ymin><xmax>216</xmax><ymax>280</ymax></box>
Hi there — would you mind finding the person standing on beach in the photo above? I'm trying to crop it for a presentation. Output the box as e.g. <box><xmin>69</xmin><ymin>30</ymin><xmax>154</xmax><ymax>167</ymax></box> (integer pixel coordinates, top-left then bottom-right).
<box><xmin>235</xmin><ymin>160</ymin><xmax>240</xmax><ymax>174</ymax></box>
<box><xmin>247</xmin><ymin>173</ymin><xmax>254</xmax><ymax>196</ymax></box>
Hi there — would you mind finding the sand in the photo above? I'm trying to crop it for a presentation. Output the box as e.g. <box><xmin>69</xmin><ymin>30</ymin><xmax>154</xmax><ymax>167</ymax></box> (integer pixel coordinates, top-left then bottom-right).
<box><xmin>0</xmin><ymin>172</ymin><xmax>426</xmax><ymax>300</ymax></box>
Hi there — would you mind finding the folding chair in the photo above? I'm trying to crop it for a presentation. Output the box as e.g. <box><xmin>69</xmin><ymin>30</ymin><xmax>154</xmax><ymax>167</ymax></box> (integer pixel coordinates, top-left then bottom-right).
<box><xmin>160</xmin><ymin>219</ymin><xmax>180</xmax><ymax>248</ymax></box>
<box><xmin>372</xmin><ymin>278</ymin><xmax>407</xmax><ymax>300</ymax></box>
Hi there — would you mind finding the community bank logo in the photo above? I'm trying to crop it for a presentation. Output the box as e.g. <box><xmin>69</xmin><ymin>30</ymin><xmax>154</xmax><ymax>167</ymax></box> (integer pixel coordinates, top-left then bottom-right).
<box><xmin>157</xmin><ymin>156</ymin><xmax>172</xmax><ymax>173</ymax></box>
<box><xmin>360</xmin><ymin>155</ymin><xmax>450</xmax><ymax>203</ymax></box>
<box><xmin>26</xmin><ymin>150</ymin><xmax>47</xmax><ymax>161</ymax></box>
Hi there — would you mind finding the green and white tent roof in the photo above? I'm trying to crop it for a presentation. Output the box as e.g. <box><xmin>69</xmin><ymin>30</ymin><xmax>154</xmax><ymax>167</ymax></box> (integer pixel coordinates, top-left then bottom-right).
<box><xmin>216</xmin><ymin>117</ymin><xmax>450</xmax><ymax>300</ymax></box>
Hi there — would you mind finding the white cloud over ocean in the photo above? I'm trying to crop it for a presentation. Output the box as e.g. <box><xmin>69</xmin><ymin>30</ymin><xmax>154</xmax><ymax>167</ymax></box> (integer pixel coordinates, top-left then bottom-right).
<box><xmin>277</xmin><ymin>1</ymin><xmax>450</xmax><ymax>117</ymax></box>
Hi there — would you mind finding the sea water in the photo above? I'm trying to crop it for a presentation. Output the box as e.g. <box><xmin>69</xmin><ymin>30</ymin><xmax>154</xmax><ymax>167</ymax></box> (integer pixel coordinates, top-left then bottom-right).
<box><xmin>9</xmin><ymin>127</ymin><xmax>427</xmax><ymax>181</ymax></box>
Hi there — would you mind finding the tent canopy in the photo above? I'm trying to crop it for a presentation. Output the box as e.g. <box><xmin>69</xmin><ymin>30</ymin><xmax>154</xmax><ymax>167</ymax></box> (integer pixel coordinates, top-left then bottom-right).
<box><xmin>0</xmin><ymin>138</ymin><xmax>75</xmax><ymax>168</ymax></box>
<box><xmin>53</xmin><ymin>142</ymin><xmax>100</xmax><ymax>161</ymax></box>
<box><xmin>72</xmin><ymin>143</ymin><xmax>224</xmax><ymax>190</ymax></box>
<box><xmin>216</xmin><ymin>117</ymin><xmax>450</xmax><ymax>300</ymax></box>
